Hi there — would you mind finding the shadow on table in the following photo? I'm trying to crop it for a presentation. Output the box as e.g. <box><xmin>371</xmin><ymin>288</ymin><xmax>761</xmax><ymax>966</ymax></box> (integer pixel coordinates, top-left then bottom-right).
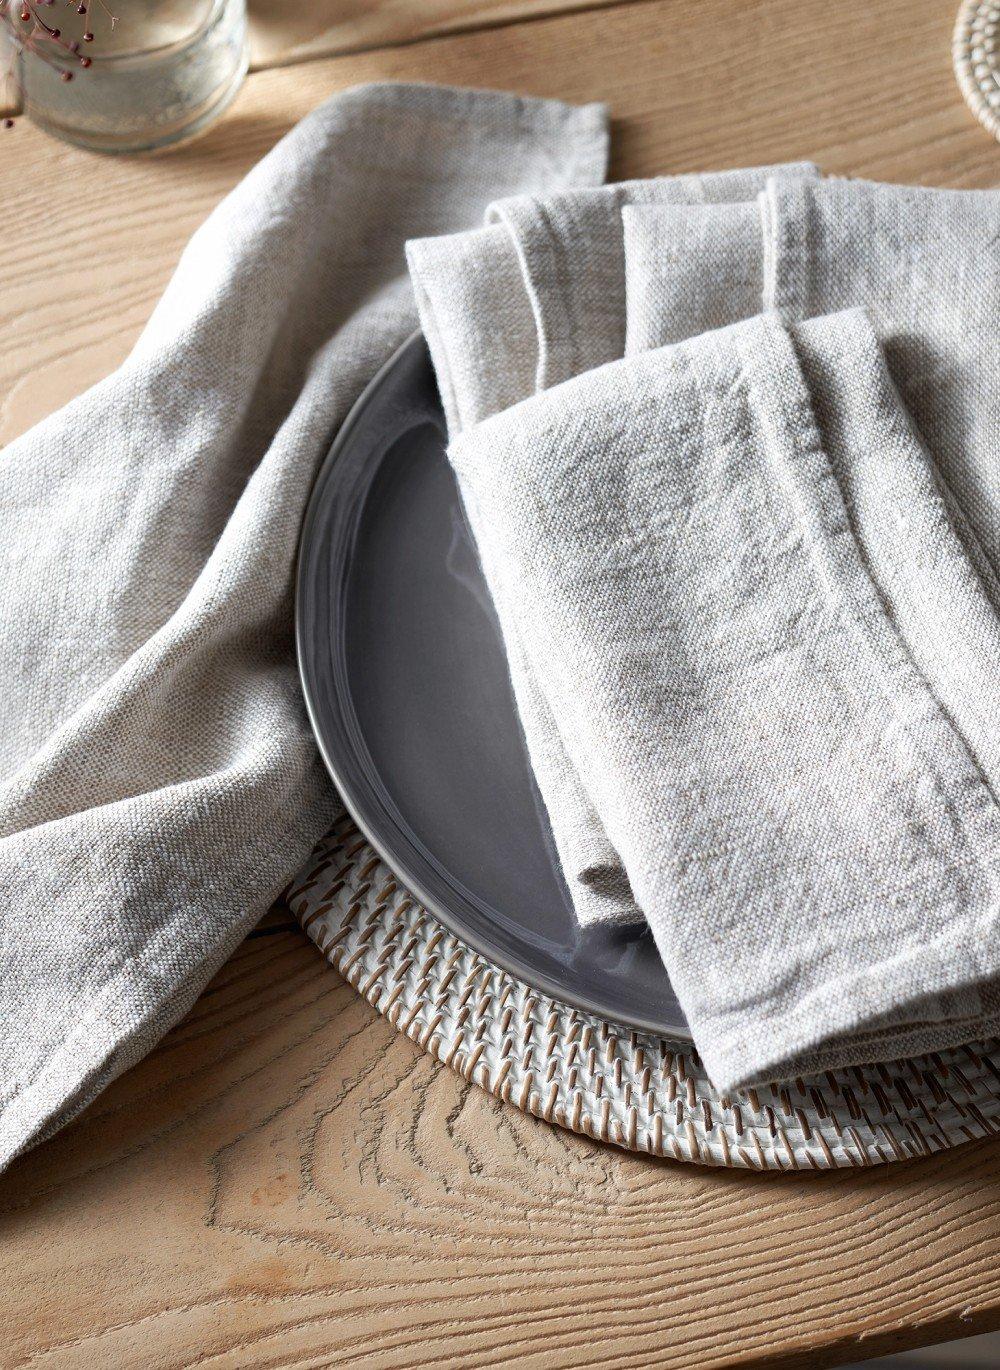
<box><xmin>843</xmin><ymin>1327</ymin><xmax>1000</xmax><ymax>1366</ymax></box>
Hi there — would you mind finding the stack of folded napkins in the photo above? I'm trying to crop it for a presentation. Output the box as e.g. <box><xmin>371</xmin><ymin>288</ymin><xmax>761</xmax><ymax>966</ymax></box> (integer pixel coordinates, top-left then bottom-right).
<box><xmin>407</xmin><ymin>166</ymin><xmax>1000</xmax><ymax>1093</ymax></box>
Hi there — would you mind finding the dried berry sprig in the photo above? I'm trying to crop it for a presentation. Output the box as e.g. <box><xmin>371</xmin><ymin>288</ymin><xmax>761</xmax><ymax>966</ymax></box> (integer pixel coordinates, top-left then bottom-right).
<box><xmin>1</xmin><ymin>0</ymin><xmax>109</xmax><ymax>125</ymax></box>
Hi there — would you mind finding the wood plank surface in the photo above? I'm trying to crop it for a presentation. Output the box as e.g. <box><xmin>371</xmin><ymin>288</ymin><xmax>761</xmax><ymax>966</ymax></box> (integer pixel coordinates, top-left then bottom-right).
<box><xmin>3</xmin><ymin>922</ymin><xmax>1000</xmax><ymax>1370</ymax></box>
<box><xmin>1</xmin><ymin>2</ymin><xmax>616</xmax><ymax>118</ymax></box>
<box><xmin>3</xmin><ymin>1</ymin><xmax>1000</xmax><ymax>1367</ymax></box>
<box><xmin>247</xmin><ymin>0</ymin><xmax>619</xmax><ymax>70</ymax></box>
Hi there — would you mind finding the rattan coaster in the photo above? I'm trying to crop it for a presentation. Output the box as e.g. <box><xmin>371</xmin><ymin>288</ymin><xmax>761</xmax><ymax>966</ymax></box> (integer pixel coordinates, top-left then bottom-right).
<box><xmin>287</xmin><ymin>811</ymin><xmax>1000</xmax><ymax>1170</ymax></box>
<box><xmin>954</xmin><ymin>0</ymin><xmax>1000</xmax><ymax>140</ymax></box>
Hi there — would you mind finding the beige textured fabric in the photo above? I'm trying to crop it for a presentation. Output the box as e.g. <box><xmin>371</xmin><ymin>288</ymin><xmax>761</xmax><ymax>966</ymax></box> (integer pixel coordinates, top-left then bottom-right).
<box><xmin>408</xmin><ymin>224</ymin><xmax>537</xmax><ymax>435</ymax></box>
<box><xmin>622</xmin><ymin>200</ymin><xmax>763</xmax><ymax>352</ymax></box>
<box><xmin>448</xmin><ymin>308</ymin><xmax>1000</xmax><ymax>1091</ymax></box>
<box><xmin>408</xmin><ymin>164</ymin><xmax>817</xmax><ymax>927</ymax></box>
<box><xmin>0</xmin><ymin>82</ymin><xmax>609</xmax><ymax>1173</ymax></box>
<box><xmin>487</xmin><ymin>164</ymin><xmax>817</xmax><ymax>388</ymax></box>
<box><xmin>453</xmin><ymin>171</ymin><xmax>1000</xmax><ymax>1084</ymax></box>
<box><xmin>763</xmin><ymin>176</ymin><xmax>1000</xmax><ymax>576</ymax></box>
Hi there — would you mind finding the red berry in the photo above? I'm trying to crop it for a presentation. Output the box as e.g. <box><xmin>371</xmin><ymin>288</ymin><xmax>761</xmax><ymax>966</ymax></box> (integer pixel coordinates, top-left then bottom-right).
<box><xmin>82</xmin><ymin>29</ymin><xmax>93</xmax><ymax>40</ymax></box>
<box><xmin>50</xmin><ymin>26</ymin><xmax>60</xmax><ymax>36</ymax></box>
<box><xmin>60</xmin><ymin>69</ymin><xmax>72</xmax><ymax>80</ymax></box>
<box><xmin>2</xmin><ymin>118</ymin><xmax>14</xmax><ymax>129</ymax></box>
<box><xmin>79</xmin><ymin>55</ymin><xmax>90</xmax><ymax>66</ymax></box>
<box><xmin>19</xmin><ymin>7</ymin><xmax>29</xmax><ymax>19</ymax></box>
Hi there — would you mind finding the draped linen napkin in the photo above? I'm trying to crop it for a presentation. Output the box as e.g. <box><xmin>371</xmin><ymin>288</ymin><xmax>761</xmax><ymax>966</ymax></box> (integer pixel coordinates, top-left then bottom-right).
<box><xmin>625</xmin><ymin>179</ymin><xmax>1000</xmax><ymax>572</ymax></box>
<box><xmin>446</xmin><ymin>307</ymin><xmax>1000</xmax><ymax>1091</ymax></box>
<box><xmin>0</xmin><ymin>82</ymin><xmax>609</xmax><ymax>1172</ymax></box>
<box><xmin>408</xmin><ymin>164</ymin><xmax>818</xmax><ymax>927</ymax></box>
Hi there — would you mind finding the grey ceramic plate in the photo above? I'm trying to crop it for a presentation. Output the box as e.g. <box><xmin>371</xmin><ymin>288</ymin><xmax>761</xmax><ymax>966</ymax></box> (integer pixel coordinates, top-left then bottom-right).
<box><xmin>296</xmin><ymin>332</ymin><xmax>689</xmax><ymax>1038</ymax></box>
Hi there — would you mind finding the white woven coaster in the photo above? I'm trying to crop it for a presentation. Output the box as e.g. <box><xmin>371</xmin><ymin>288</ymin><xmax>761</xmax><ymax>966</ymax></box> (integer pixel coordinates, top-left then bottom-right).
<box><xmin>287</xmin><ymin>811</ymin><xmax>1000</xmax><ymax>1170</ymax></box>
<box><xmin>954</xmin><ymin>0</ymin><xmax>1000</xmax><ymax>140</ymax></box>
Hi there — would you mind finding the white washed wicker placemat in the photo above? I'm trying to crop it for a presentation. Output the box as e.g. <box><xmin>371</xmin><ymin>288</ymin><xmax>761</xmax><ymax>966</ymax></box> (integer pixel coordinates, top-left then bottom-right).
<box><xmin>287</xmin><ymin>810</ymin><xmax>1000</xmax><ymax>1171</ymax></box>
<box><xmin>955</xmin><ymin>0</ymin><xmax>1000</xmax><ymax>140</ymax></box>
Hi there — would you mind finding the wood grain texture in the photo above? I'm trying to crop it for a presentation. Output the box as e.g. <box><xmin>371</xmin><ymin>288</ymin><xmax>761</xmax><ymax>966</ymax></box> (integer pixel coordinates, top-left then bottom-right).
<box><xmin>3</xmin><ymin>1</ymin><xmax>1000</xmax><ymax>1365</ymax></box>
<box><xmin>0</xmin><ymin>0</ymin><xmax>615</xmax><ymax>115</ymax></box>
<box><xmin>246</xmin><ymin>0</ymin><xmax>620</xmax><ymax>70</ymax></box>
<box><xmin>3</xmin><ymin>923</ymin><xmax>1000</xmax><ymax>1370</ymax></box>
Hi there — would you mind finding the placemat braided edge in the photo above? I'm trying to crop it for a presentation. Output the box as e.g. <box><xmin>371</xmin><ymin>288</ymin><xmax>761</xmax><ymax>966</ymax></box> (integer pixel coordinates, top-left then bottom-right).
<box><xmin>954</xmin><ymin>0</ymin><xmax>1000</xmax><ymax>140</ymax></box>
<box><xmin>287</xmin><ymin>812</ymin><xmax>1000</xmax><ymax>1171</ymax></box>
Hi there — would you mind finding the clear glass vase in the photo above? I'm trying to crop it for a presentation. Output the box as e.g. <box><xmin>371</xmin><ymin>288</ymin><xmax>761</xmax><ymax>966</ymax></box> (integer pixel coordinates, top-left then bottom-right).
<box><xmin>10</xmin><ymin>0</ymin><xmax>248</xmax><ymax>152</ymax></box>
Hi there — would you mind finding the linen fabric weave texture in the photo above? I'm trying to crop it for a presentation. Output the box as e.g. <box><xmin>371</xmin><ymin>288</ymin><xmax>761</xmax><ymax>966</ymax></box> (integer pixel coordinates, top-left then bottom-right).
<box><xmin>626</xmin><ymin>181</ymin><xmax>1000</xmax><ymax>812</ymax></box>
<box><xmin>446</xmin><ymin>309</ymin><xmax>1000</xmax><ymax>1092</ymax></box>
<box><xmin>413</xmin><ymin>171</ymin><xmax>1000</xmax><ymax>1090</ymax></box>
<box><xmin>0</xmin><ymin>82</ymin><xmax>610</xmax><ymax>1173</ymax></box>
<box><xmin>408</xmin><ymin>163</ymin><xmax>818</xmax><ymax>927</ymax></box>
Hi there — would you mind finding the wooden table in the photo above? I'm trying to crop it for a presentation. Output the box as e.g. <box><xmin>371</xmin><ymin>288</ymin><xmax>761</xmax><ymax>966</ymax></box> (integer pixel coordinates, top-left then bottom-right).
<box><xmin>4</xmin><ymin>2</ymin><xmax>1000</xmax><ymax>1366</ymax></box>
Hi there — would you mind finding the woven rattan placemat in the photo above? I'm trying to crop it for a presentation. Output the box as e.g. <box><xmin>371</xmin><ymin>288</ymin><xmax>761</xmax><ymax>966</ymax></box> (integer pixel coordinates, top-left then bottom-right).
<box><xmin>287</xmin><ymin>811</ymin><xmax>1000</xmax><ymax>1171</ymax></box>
<box><xmin>955</xmin><ymin>0</ymin><xmax>1000</xmax><ymax>140</ymax></box>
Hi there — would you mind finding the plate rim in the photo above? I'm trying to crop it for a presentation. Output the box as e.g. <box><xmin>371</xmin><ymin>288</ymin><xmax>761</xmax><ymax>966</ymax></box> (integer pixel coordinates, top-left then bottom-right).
<box><xmin>295</xmin><ymin>329</ymin><xmax>692</xmax><ymax>1040</ymax></box>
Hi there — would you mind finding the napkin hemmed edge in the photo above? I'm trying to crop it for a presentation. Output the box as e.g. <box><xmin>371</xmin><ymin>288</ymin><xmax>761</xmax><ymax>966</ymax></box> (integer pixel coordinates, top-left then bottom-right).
<box><xmin>698</xmin><ymin>909</ymin><xmax>1000</xmax><ymax>1094</ymax></box>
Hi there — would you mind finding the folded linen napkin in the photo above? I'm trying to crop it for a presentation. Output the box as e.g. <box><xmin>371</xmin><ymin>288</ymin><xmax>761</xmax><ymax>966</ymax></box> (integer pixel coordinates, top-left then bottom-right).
<box><xmin>447</xmin><ymin>307</ymin><xmax>1000</xmax><ymax>1091</ymax></box>
<box><xmin>623</xmin><ymin>200</ymin><xmax>764</xmax><ymax>353</ymax></box>
<box><xmin>486</xmin><ymin>165</ymin><xmax>815</xmax><ymax>389</ymax></box>
<box><xmin>762</xmin><ymin>177</ymin><xmax>1000</xmax><ymax>573</ymax></box>
<box><xmin>626</xmin><ymin>180</ymin><xmax>1000</xmax><ymax>576</ymax></box>
<box><xmin>624</xmin><ymin>181</ymin><xmax>1000</xmax><ymax>791</ymax></box>
<box><xmin>0</xmin><ymin>82</ymin><xmax>609</xmax><ymax>1172</ymax></box>
<box><xmin>408</xmin><ymin>164</ymin><xmax>818</xmax><ymax>927</ymax></box>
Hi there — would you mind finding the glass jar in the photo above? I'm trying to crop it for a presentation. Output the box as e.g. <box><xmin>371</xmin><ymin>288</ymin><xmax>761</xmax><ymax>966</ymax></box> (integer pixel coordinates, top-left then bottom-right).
<box><xmin>10</xmin><ymin>0</ymin><xmax>248</xmax><ymax>152</ymax></box>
